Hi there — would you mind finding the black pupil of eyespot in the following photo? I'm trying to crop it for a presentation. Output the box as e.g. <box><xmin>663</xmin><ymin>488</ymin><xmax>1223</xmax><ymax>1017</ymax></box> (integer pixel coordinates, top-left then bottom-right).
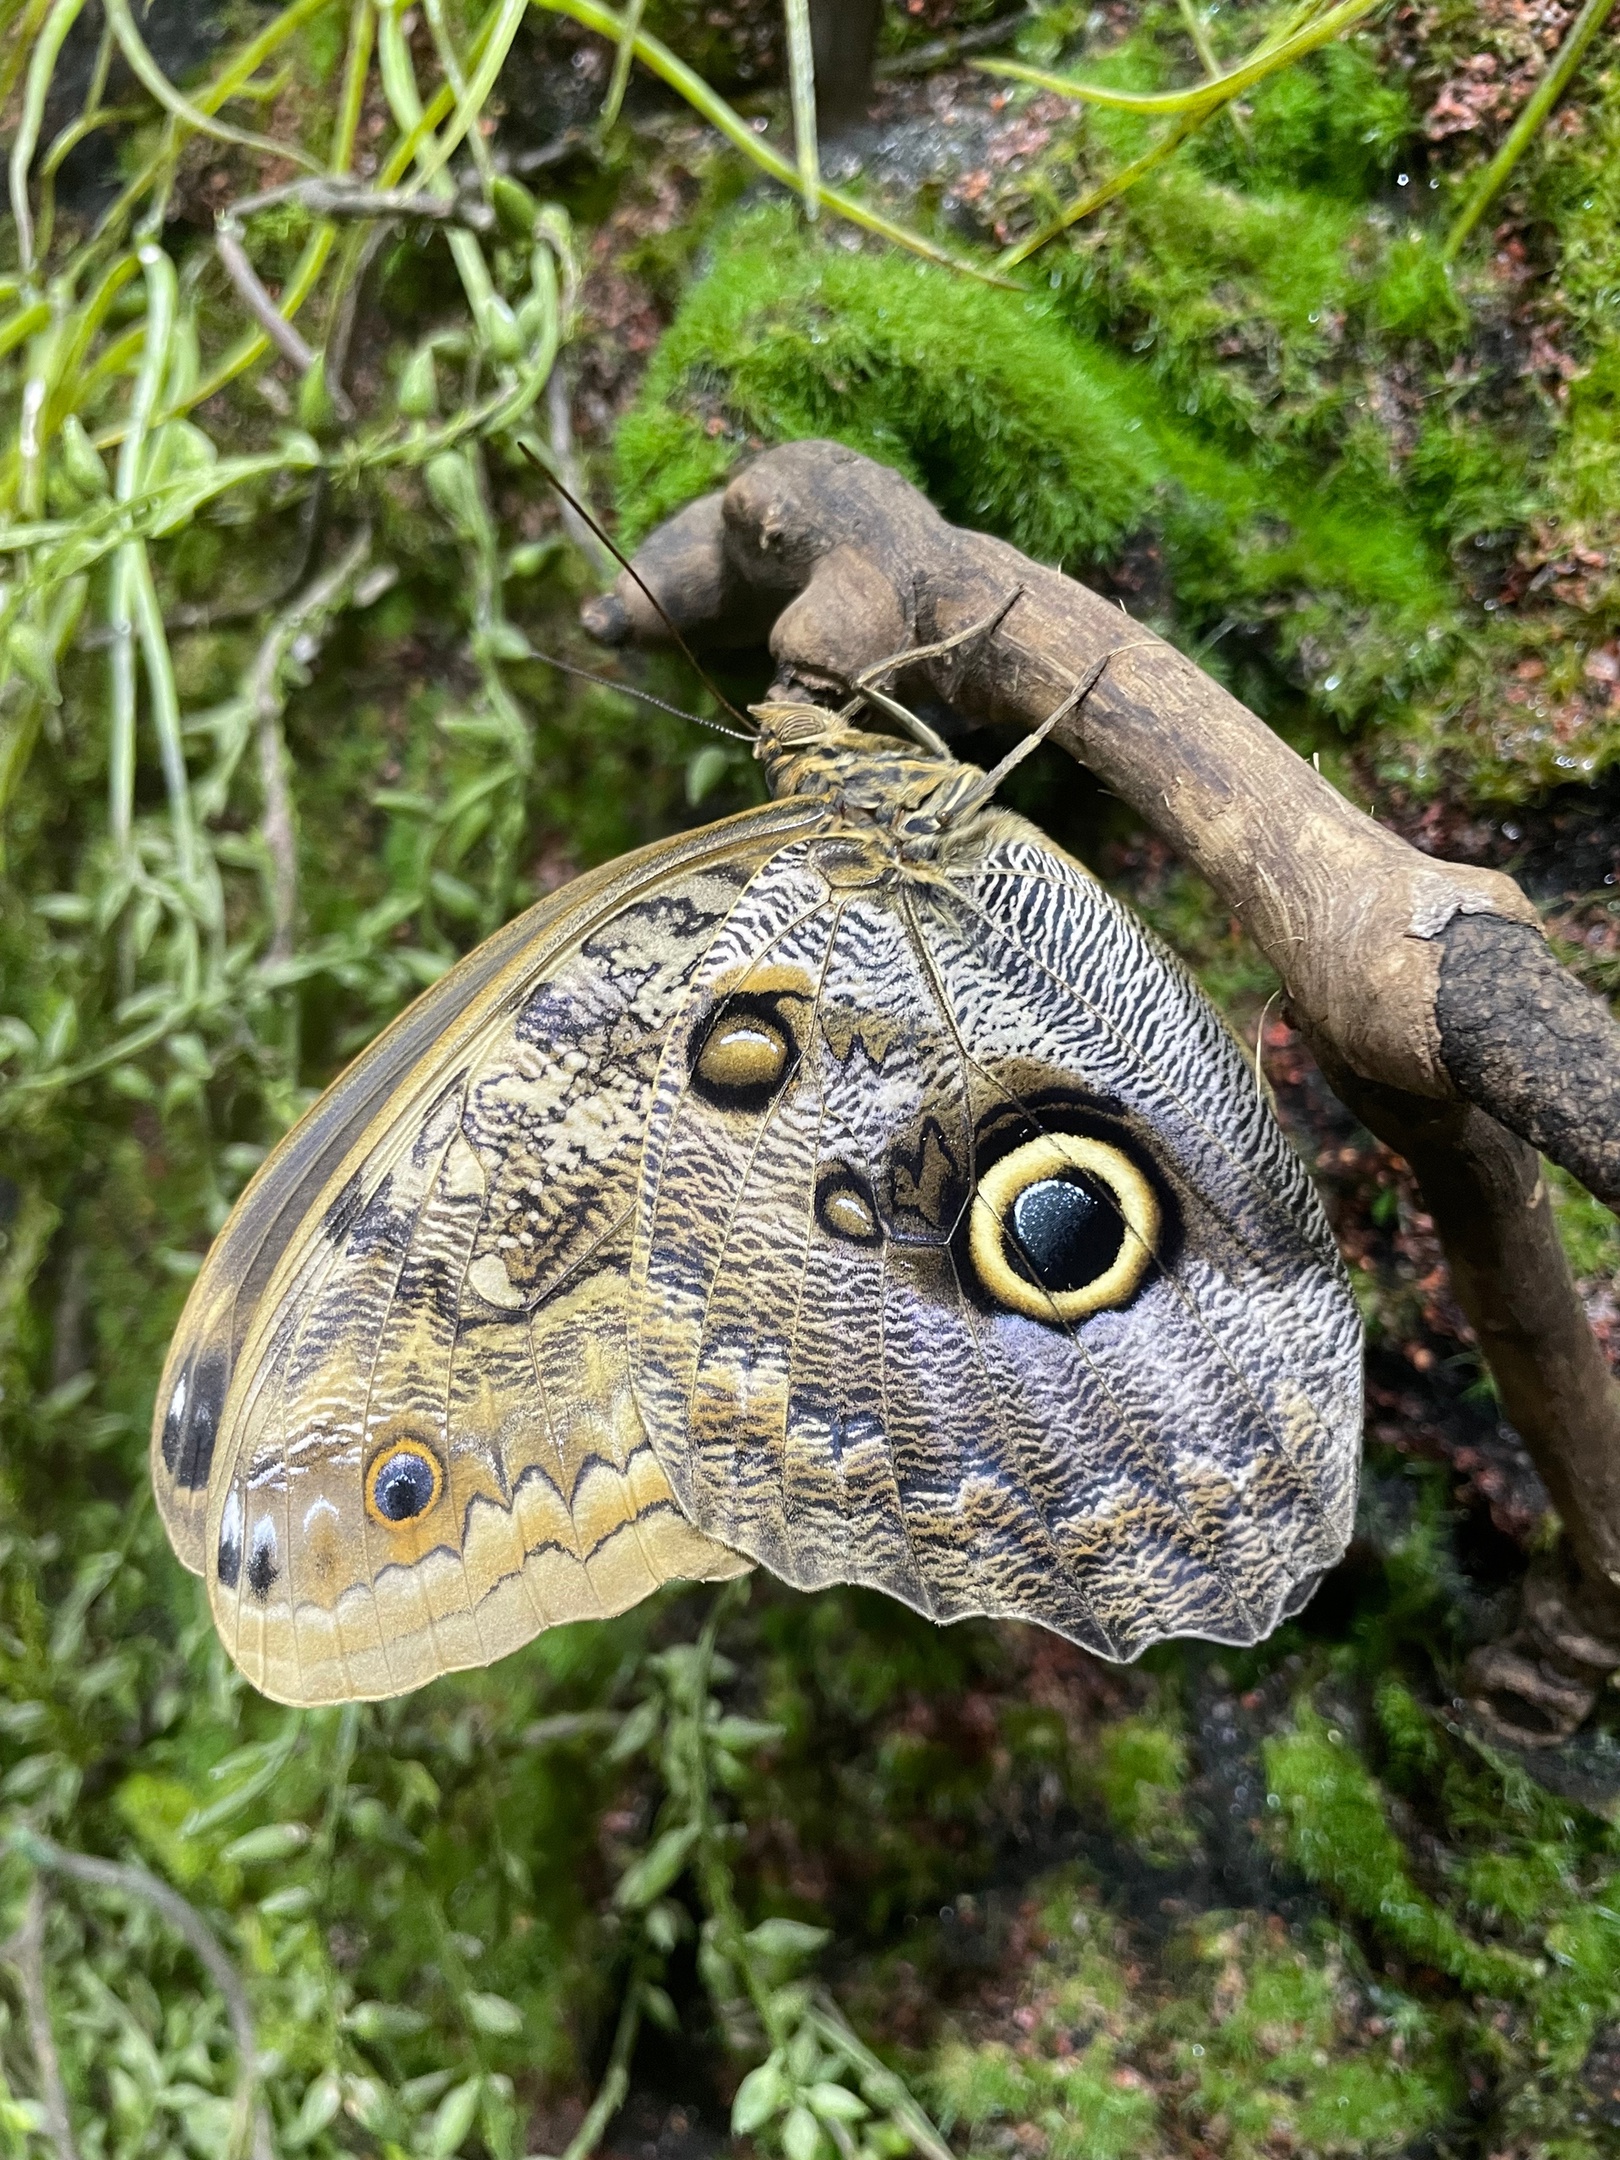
<box><xmin>1007</xmin><ymin>1173</ymin><xmax>1124</xmax><ymax>1294</ymax></box>
<box><xmin>375</xmin><ymin>1451</ymin><xmax>435</xmax><ymax>1521</ymax></box>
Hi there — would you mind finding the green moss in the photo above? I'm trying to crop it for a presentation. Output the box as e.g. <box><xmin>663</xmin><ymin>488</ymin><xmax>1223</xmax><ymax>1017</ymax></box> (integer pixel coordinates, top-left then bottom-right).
<box><xmin>617</xmin><ymin>205</ymin><xmax>1456</xmax><ymax>710</ymax></box>
<box><xmin>1162</xmin><ymin>1919</ymin><xmax>1457</xmax><ymax>2158</ymax></box>
<box><xmin>617</xmin><ymin>18</ymin><xmax>1620</xmax><ymax>801</ymax></box>
<box><xmin>1194</xmin><ymin>38</ymin><xmax>1414</xmax><ymax>200</ymax></box>
<box><xmin>617</xmin><ymin>207</ymin><xmax>1156</xmax><ymax>563</ymax></box>
<box><xmin>1263</xmin><ymin>1707</ymin><xmax>1533</xmax><ymax>1994</ymax></box>
<box><xmin>1549</xmin><ymin>1159</ymin><xmax>1620</xmax><ymax>1284</ymax></box>
<box><xmin>1090</xmin><ymin>1709</ymin><xmax>1198</xmax><ymax>1865</ymax></box>
<box><xmin>930</xmin><ymin>1871</ymin><xmax>1458</xmax><ymax>2160</ymax></box>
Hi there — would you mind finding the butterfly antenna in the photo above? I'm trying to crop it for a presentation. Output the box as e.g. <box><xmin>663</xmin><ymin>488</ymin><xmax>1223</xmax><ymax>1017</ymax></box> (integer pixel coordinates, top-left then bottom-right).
<box><xmin>519</xmin><ymin>443</ymin><xmax>754</xmax><ymax>736</ymax></box>
<box><xmin>529</xmin><ymin>648</ymin><xmax>754</xmax><ymax>743</ymax></box>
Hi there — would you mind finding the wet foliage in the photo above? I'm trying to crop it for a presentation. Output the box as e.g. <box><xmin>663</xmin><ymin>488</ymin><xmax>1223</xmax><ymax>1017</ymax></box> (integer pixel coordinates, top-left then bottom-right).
<box><xmin>3</xmin><ymin>0</ymin><xmax>1620</xmax><ymax>2155</ymax></box>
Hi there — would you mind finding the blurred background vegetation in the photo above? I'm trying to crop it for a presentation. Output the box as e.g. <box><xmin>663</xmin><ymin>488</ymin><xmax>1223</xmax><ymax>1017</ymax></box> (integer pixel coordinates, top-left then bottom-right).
<box><xmin>4</xmin><ymin>0</ymin><xmax>1620</xmax><ymax>2153</ymax></box>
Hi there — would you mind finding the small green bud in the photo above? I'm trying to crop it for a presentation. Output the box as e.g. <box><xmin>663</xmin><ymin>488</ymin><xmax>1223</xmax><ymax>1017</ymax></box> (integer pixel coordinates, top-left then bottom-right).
<box><xmin>491</xmin><ymin>175</ymin><xmax>539</xmax><ymax>239</ymax></box>
<box><xmin>58</xmin><ymin>415</ymin><xmax>109</xmax><ymax>497</ymax></box>
<box><xmin>398</xmin><ymin>344</ymin><xmax>439</xmax><ymax>418</ymax></box>
<box><xmin>477</xmin><ymin>295</ymin><xmax>523</xmax><ymax>363</ymax></box>
<box><xmin>6</xmin><ymin>621</ymin><xmax>60</xmax><ymax>705</ymax></box>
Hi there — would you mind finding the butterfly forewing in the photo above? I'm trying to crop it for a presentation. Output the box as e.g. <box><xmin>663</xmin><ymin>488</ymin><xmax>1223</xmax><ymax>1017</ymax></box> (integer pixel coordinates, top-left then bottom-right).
<box><xmin>150</xmin><ymin>876</ymin><xmax>603</xmax><ymax>1574</ymax></box>
<box><xmin>630</xmin><ymin>812</ymin><xmax>1362</xmax><ymax>1660</ymax></box>
<box><xmin>152</xmin><ymin>811</ymin><xmax>824</xmax><ymax>1704</ymax></box>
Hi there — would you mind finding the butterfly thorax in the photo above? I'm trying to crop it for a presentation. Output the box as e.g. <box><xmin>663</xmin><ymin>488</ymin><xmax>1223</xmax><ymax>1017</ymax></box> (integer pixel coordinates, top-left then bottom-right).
<box><xmin>752</xmin><ymin>705</ymin><xmax>996</xmax><ymax>860</ymax></box>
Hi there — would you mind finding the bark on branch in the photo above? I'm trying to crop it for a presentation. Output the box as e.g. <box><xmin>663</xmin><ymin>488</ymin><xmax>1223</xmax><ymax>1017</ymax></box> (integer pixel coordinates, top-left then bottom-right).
<box><xmin>583</xmin><ymin>438</ymin><xmax>1620</xmax><ymax>1740</ymax></box>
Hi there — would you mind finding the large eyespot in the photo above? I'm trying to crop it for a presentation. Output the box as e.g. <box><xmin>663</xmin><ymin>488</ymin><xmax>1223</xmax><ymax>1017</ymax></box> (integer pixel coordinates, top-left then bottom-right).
<box><xmin>365</xmin><ymin>1439</ymin><xmax>444</xmax><ymax>1525</ymax></box>
<box><xmin>969</xmin><ymin>1133</ymin><xmax>1160</xmax><ymax>1323</ymax></box>
<box><xmin>691</xmin><ymin>993</ymin><xmax>798</xmax><ymax>1110</ymax></box>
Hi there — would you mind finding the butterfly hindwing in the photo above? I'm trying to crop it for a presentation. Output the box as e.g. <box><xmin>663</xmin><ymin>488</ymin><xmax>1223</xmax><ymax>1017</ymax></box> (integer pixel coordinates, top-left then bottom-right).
<box><xmin>152</xmin><ymin>811</ymin><xmax>824</xmax><ymax>1704</ymax></box>
<box><xmin>630</xmin><ymin>815</ymin><xmax>1362</xmax><ymax>1661</ymax></box>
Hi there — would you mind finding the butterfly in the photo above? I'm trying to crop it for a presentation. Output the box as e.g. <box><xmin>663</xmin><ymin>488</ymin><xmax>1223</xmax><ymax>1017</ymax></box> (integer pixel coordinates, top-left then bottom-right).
<box><xmin>151</xmin><ymin>634</ymin><xmax>1363</xmax><ymax>1707</ymax></box>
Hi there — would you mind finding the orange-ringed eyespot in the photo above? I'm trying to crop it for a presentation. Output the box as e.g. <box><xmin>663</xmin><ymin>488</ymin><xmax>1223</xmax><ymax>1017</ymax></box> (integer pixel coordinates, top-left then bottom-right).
<box><xmin>365</xmin><ymin>1439</ymin><xmax>444</xmax><ymax>1525</ymax></box>
<box><xmin>970</xmin><ymin>1133</ymin><xmax>1159</xmax><ymax>1323</ymax></box>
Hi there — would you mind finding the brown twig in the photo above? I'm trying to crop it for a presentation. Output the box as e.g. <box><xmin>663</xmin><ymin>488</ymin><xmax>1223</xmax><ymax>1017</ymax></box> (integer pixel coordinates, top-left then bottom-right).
<box><xmin>249</xmin><ymin>525</ymin><xmax>379</xmax><ymax>965</ymax></box>
<box><xmin>545</xmin><ymin>364</ymin><xmax>618</xmax><ymax>582</ymax></box>
<box><xmin>227</xmin><ymin>175</ymin><xmax>496</xmax><ymax>229</ymax></box>
<box><xmin>215</xmin><ymin>225</ymin><xmax>317</xmax><ymax>375</ymax></box>
<box><xmin>1</xmin><ymin>1881</ymin><xmax>82</xmax><ymax>2160</ymax></box>
<box><xmin>581</xmin><ymin>438</ymin><xmax>1620</xmax><ymax>1744</ymax></box>
<box><xmin>216</xmin><ymin>174</ymin><xmax>490</xmax><ymax>420</ymax></box>
<box><xmin>875</xmin><ymin>7</ymin><xmax>1036</xmax><ymax>80</ymax></box>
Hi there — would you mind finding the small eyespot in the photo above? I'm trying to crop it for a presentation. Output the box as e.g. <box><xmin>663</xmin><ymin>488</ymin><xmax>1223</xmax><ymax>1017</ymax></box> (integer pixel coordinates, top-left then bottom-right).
<box><xmin>815</xmin><ymin>1170</ymin><xmax>882</xmax><ymax>1247</ymax></box>
<box><xmin>969</xmin><ymin>1134</ymin><xmax>1159</xmax><ymax>1324</ymax></box>
<box><xmin>365</xmin><ymin>1439</ymin><xmax>444</xmax><ymax>1525</ymax></box>
<box><xmin>217</xmin><ymin>1490</ymin><xmax>243</xmax><ymax>1589</ymax></box>
<box><xmin>165</xmin><ymin>1349</ymin><xmax>226</xmax><ymax>1489</ymax></box>
<box><xmin>246</xmin><ymin>1518</ymin><xmax>278</xmax><ymax>1599</ymax></box>
<box><xmin>691</xmin><ymin>994</ymin><xmax>798</xmax><ymax>1109</ymax></box>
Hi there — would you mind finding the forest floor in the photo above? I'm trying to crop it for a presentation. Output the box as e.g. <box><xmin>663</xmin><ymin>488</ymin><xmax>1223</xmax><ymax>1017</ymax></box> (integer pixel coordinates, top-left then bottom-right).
<box><xmin>4</xmin><ymin>0</ymin><xmax>1620</xmax><ymax>2155</ymax></box>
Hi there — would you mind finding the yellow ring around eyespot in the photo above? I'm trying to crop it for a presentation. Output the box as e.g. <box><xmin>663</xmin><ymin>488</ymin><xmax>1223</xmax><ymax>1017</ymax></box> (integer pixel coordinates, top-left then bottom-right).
<box><xmin>969</xmin><ymin>1133</ymin><xmax>1160</xmax><ymax>1324</ymax></box>
<box><xmin>363</xmin><ymin>1438</ymin><xmax>444</xmax><ymax>1527</ymax></box>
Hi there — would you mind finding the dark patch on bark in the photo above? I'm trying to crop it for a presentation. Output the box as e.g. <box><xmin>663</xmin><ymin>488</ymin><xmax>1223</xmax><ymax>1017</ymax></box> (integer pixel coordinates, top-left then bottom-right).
<box><xmin>1437</xmin><ymin>912</ymin><xmax>1620</xmax><ymax>1208</ymax></box>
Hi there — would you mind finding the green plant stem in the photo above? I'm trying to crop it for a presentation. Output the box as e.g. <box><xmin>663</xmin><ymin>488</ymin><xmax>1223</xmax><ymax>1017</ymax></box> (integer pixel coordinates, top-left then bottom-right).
<box><xmin>128</xmin><ymin>539</ymin><xmax>201</xmax><ymax>895</ymax></box>
<box><xmin>421</xmin><ymin>0</ymin><xmax>496</xmax><ymax>189</ymax></box>
<box><xmin>600</xmin><ymin>0</ymin><xmax>647</xmax><ymax>129</ymax></box>
<box><xmin>9</xmin><ymin>0</ymin><xmax>90</xmax><ymax>278</ymax></box>
<box><xmin>995</xmin><ymin>0</ymin><xmax>1376</xmax><ymax>264</ymax></box>
<box><xmin>0</xmin><ymin>0</ymin><xmax>55</xmax><ymax>112</ymax></box>
<box><xmin>105</xmin><ymin>0</ymin><xmax>373</xmax><ymax>438</ymax></box>
<box><xmin>106</xmin><ymin>244</ymin><xmax>173</xmax><ymax>861</ymax></box>
<box><xmin>535</xmin><ymin>0</ymin><xmax>1011</xmax><ymax>284</ymax></box>
<box><xmin>1001</xmin><ymin>111</ymin><xmax>1205</xmax><ymax>265</ymax></box>
<box><xmin>1443</xmin><ymin>0</ymin><xmax>1619</xmax><ymax>259</ymax></box>
<box><xmin>414</xmin><ymin>0</ymin><xmax>530</xmax><ymax>195</ymax></box>
<box><xmin>101</xmin><ymin>0</ymin><xmax>323</xmax><ymax>173</ymax></box>
<box><xmin>556</xmin><ymin>1980</ymin><xmax>643</xmax><ymax>2160</ymax></box>
<box><xmin>73</xmin><ymin>0</ymin><xmax>339</xmax><ymax>295</ymax></box>
<box><xmin>0</xmin><ymin>300</ymin><xmax>51</xmax><ymax>363</ymax></box>
<box><xmin>783</xmin><ymin>0</ymin><xmax>821</xmax><ymax>221</ymax></box>
<box><xmin>804</xmin><ymin>2003</ymin><xmax>954</xmax><ymax>2160</ymax></box>
<box><xmin>16</xmin><ymin>305</ymin><xmax>65</xmax><ymax>519</ymax></box>
<box><xmin>27</xmin><ymin>8</ymin><xmax>115</xmax><ymax>267</ymax></box>
<box><xmin>376</xmin><ymin>0</ymin><xmax>501</xmax><ymax>333</ymax></box>
<box><xmin>1175</xmin><ymin>0</ymin><xmax>1251</xmax><ymax>145</ymax></box>
<box><xmin>979</xmin><ymin>0</ymin><xmax>1381</xmax><ymax>115</ymax></box>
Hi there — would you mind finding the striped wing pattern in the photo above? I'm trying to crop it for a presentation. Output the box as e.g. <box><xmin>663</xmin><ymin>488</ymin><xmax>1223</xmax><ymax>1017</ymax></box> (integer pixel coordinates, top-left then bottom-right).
<box><xmin>629</xmin><ymin>821</ymin><xmax>1361</xmax><ymax>1660</ymax></box>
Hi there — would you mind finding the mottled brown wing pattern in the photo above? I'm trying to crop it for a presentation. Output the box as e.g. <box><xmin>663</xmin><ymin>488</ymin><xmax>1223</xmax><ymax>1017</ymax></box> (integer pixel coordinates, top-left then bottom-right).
<box><xmin>629</xmin><ymin>817</ymin><xmax>1362</xmax><ymax>1662</ymax></box>
<box><xmin>150</xmin><ymin>873</ymin><xmax>600</xmax><ymax>1574</ymax></box>
<box><xmin>152</xmin><ymin>811</ymin><xmax>825</xmax><ymax>1704</ymax></box>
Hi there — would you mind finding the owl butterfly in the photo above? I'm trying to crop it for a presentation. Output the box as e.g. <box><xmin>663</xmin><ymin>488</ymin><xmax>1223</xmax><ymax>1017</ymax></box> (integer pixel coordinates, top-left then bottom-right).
<box><xmin>151</xmin><ymin>631</ymin><xmax>1363</xmax><ymax>1707</ymax></box>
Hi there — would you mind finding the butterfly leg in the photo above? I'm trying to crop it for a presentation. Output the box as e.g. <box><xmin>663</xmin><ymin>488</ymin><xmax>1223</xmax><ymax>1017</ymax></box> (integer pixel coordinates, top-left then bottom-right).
<box><xmin>935</xmin><ymin>638</ymin><xmax>1156</xmax><ymax>827</ymax></box>
<box><xmin>836</xmin><ymin>590</ymin><xmax>1027</xmax><ymax>757</ymax></box>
